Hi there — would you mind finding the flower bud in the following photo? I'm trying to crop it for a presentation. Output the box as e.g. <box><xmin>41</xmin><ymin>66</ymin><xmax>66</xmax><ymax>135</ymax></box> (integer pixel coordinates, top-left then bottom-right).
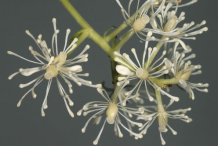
<box><xmin>53</xmin><ymin>52</ymin><xmax>67</xmax><ymax>66</ymax></box>
<box><xmin>106</xmin><ymin>103</ymin><xmax>118</xmax><ymax>124</ymax></box>
<box><xmin>44</xmin><ymin>65</ymin><xmax>58</xmax><ymax>80</ymax></box>
<box><xmin>136</xmin><ymin>68</ymin><xmax>149</xmax><ymax>79</ymax></box>
<box><xmin>132</xmin><ymin>15</ymin><xmax>150</xmax><ymax>32</ymax></box>
<box><xmin>164</xmin><ymin>16</ymin><xmax>178</xmax><ymax>32</ymax></box>
<box><xmin>158</xmin><ymin>112</ymin><xmax>168</xmax><ymax>132</ymax></box>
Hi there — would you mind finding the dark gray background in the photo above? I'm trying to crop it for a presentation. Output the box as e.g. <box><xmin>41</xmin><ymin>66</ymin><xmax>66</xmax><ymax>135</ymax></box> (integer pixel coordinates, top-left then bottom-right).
<box><xmin>1</xmin><ymin>0</ymin><xmax>217</xmax><ymax>146</ymax></box>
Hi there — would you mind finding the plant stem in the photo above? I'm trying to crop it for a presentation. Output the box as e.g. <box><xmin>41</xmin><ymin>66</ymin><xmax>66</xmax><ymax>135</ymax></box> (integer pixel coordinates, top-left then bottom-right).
<box><xmin>67</xmin><ymin>31</ymin><xmax>89</xmax><ymax>57</ymax></box>
<box><xmin>60</xmin><ymin>0</ymin><xmax>92</xmax><ymax>29</ymax></box>
<box><xmin>151</xmin><ymin>77</ymin><xmax>179</xmax><ymax>88</ymax></box>
<box><xmin>155</xmin><ymin>89</ymin><xmax>165</xmax><ymax>113</ymax></box>
<box><xmin>60</xmin><ymin>0</ymin><xmax>112</xmax><ymax>57</ymax></box>
<box><xmin>111</xmin><ymin>85</ymin><xmax>121</xmax><ymax>103</ymax></box>
<box><xmin>105</xmin><ymin>23</ymin><xmax>128</xmax><ymax>43</ymax></box>
<box><xmin>105</xmin><ymin>5</ymin><xmax>149</xmax><ymax>43</ymax></box>
<box><xmin>112</xmin><ymin>31</ymin><xmax>135</xmax><ymax>51</ymax></box>
<box><xmin>111</xmin><ymin>37</ymin><xmax>118</xmax><ymax>85</ymax></box>
<box><xmin>147</xmin><ymin>36</ymin><xmax>167</xmax><ymax>67</ymax></box>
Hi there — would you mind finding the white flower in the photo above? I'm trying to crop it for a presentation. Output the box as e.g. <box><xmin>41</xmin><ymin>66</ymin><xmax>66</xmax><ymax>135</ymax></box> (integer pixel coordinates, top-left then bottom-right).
<box><xmin>166</xmin><ymin>46</ymin><xmax>209</xmax><ymax>100</ymax></box>
<box><xmin>114</xmin><ymin>35</ymin><xmax>179</xmax><ymax>103</ymax></box>
<box><xmin>155</xmin><ymin>0</ymin><xmax>198</xmax><ymax>8</ymax></box>
<box><xmin>137</xmin><ymin>99</ymin><xmax>192</xmax><ymax>145</ymax></box>
<box><xmin>8</xmin><ymin>18</ymin><xmax>101</xmax><ymax>117</ymax></box>
<box><xmin>116</xmin><ymin>0</ymin><xmax>204</xmax><ymax>42</ymax></box>
<box><xmin>116</xmin><ymin>0</ymin><xmax>160</xmax><ymax>41</ymax></box>
<box><xmin>77</xmin><ymin>88</ymin><xmax>143</xmax><ymax>145</ymax></box>
<box><xmin>146</xmin><ymin>3</ymin><xmax>208</xmax><ymax>47</ymax></box>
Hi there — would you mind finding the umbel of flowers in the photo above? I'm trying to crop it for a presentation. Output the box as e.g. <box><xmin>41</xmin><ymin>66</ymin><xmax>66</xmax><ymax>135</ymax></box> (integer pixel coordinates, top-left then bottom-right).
<box><xmin>8</xmin><ymin>0</ymin><xmax>209</xmax><ymax>145</ymax></box>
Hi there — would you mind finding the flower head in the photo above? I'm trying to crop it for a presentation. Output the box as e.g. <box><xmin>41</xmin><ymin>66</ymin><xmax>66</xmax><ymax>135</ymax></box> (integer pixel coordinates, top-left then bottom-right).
<box><xmin>114</xmin><ymin>35</ymin><xmax>179</xmax><ymax>103</ymax></box>
<box><xmin>155</xmin><ymin>0</ymin><xmax>198</xmax><ymax>8</ymax></box>
<box><xmin>148</xmin><ymin>8</ymin><xmax>208</xmax><ymax>44</ymax></box>
<box><xmin>78</xmin><ymin>88</ymin><xmax>143</xmax><ymax>145</ymax></box>
<box><xmin>8</xmin><ymin>18</ymin><xmax>101</xmax><ymax>117</ymax></box>
<box><xmin>116</xmin><ymin>0</ymin><xmax>204</xmax><ymax>42</ymax></box>
<box><xmin>138</xmin><ymin>99</ymin><xmax>192</xmax><ymax>145</ymax></box>
<box><xmin>165</xmin><ymin>44</ymin><xmax>209</xmax><ymax>99</ymax></box>
<box><xmin>116</xmin><ymin>0</ymin><xmax>159</xmax><ymax>41</ymax></box>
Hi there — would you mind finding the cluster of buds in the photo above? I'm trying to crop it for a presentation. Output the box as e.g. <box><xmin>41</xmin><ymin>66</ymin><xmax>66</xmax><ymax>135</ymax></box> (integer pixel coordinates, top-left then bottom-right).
<box><xmin>7</xmin><ymin>0</ymin><xmax>208</xmax><ymax>145</ymax></box>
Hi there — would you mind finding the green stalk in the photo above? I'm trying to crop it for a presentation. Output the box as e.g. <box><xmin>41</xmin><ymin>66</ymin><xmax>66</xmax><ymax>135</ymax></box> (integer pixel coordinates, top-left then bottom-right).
<box><xmin>146</xmin><ymin>36</ymin><xmax>167</xmax><ymax>67</ymax></box>
<box><xmin>60</xmin><ymin>0</ymin><xmax>92</xmax><ymax>29</ymax></box>
<box><xmin>105</xmin><ymin>5</ymin><xmax>149</xmax><ymax>43</ymax></box>
<box><xmin>105</xmin><ymin>23</ymin><xmax>128</xmax><ymax>43</ymax></box>
<box><xmin>155</xmin><ymin>90</ymin><xmax>165</xmax><ymax>113</ymax></box>
<box><xmin>111</xmin><ymin>85</ymin><xmax>121</xmax><ymax>103</ymax></box>
<box><xmin>111</xmin><ymin>37</ymin><xmax>118</xmax><ymax>85</ymax></box>
<box><xmin>112</xmin><ymin>31</ymin><xmax>135</xmax><ymax>51</ymax></box>
<box><xmin>67</xmin><ymin>31</ymin><xmax>89</xmax><ymax>57</ymax></box>
<box><xmin>151</xmin><ymin>77</ymin><xmax>179</xmax><ymax>88</ymax></box>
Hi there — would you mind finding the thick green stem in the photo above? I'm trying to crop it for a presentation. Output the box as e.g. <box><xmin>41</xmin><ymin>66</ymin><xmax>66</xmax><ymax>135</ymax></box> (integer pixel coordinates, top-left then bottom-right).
<box><xmin>155</xmin><ymin>90</ymin><xmax>165</xmax><ymax>113</ymax></box>
<box><xmin>60</xmin><ymin>0</ymin><xmax>112</xmax><ymax>57</ymax></box>
<box><xmin>111</xmin><ymin>37</ymin><xmax>118</xmax><ymax>85</ymax></box>
<box><xmin>88</xmin><ymin>30</ymin><xmax>112</xmax><ymax>57</ymax></box>
<box><xmin>60</xmin><ymin>0</ymin><xmax>92</xmax><ymax>29</ymax></box>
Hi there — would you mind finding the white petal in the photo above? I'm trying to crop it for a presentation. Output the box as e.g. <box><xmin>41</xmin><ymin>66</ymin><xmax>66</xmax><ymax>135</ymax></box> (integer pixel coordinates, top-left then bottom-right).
<box><xmin>66</xmin><ymin>65</ymin><xmax>82</xmax><ymax>72</ymax></box>
<box><xmin>179</xmin><ymin>79</ymin><xmax>187</xmax><ymax>88</ymax></box>
<box><xmin>116</xmin><ymin>65</ymin><xmax>131</xmax><ymax>75</ymax></box>
<box><xmin>20</xmin><ymin>67</ymin><xmax>42</xmax><ymax>76</ymax></box>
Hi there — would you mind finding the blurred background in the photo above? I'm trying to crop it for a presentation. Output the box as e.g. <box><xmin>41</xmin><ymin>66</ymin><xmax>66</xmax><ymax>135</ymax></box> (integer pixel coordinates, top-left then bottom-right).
<box><xmin>0</xmin><ymin>0</ymin><xmax>217</xmax><ymax>146</ymax></box>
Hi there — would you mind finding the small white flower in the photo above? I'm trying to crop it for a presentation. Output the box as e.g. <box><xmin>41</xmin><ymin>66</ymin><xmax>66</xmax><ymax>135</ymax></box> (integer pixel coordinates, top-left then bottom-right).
<box><xmin>116</xmin><ymin>0</ymin><xmax>204</xmax><ymax>42</ymax></box>
<box><xmin>114</xmin><ymin>35</ymin><xmax>179</xmax><ymax>103</ymax></box>
<box><xmin>166</xmin><ymin>46</ymin><xmax>209</xmax><ymax>100</ymax></box>
<box><xmin>146</xmin><ymin>4</ymin><xmax>208</xmax><ymax>47</ymax></box>
<box><xmin>116</xmin><ymin>0</ymin><xmax>160</xmax><ymax>41</ymax></box>
<box><xmin>155</xmin><ymin>0</ymin><xmax>198</xmax><ymax>8</ymax></box>
<box><xmin>8</xmin><ymin>18</ymin><xmax>101</xmax><ymax>117</ymax></box>
<box><xmin>78</xmin><ymin>88</ymin><xmax>143</xmax><ymax>145</ymax></box>
<box><xmin>138</xmin><ymin>99</ymin><xmax>192</xmax><ymax>145</ymax></box>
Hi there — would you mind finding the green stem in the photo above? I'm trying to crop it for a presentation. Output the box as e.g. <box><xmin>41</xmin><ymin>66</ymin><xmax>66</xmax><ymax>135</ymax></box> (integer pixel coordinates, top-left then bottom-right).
<box><xmin>111</xmin><ymin>85</ymin><xmax>121</xmax><ymax>103</ymax></box>
<box><xmin>147</xmin><ymin>36</ymin><xmax>167</xmax><ymax>67</ymax></box>
<box><xmin>88</xmin><ymin>30</ymin><xmax>112</xmax><ymax>57</ymax></box>
<box><xmin>105</xmin><ymin>5</ymin><xmax>149</xmax><ymax>43</ymax></box>
<box><xmin>67</xmin><ymin>31</ymin><xmax>89</xmax><ymax>57</ymax></box>
<box><xmin>60</xmin><ymin>0</ymin><xmax>92</xmax><ymax>29</ymax></box>
<box><xmin>158</xmin><ymin>78</ymin><xmax>179</xmax><ymax>85</ymax></box>
<box><xmin>105</xmin><ymin>23</ymin><xmax>128</xmax><ymax>43</ymax></box>
<box><xmin>111</xmin><ymin>37</ymin><xmax>118</xmax><ymax>85</ymax></box>
<box><xmin>113</xmin><ymin>31</ymin><xmax>135</xmax><ymax>51</ymax></box>
<box><xmin>151</xmin><ymin>77</ymin><xmax>179</xmax><ymax>88</ymax></box>
<box><xmin>60</xmin><ymin>0</ymin><xmax>112</xmax><ymax>57</ymax></box>
<box><xmin>155</xmin><ymin>90</ymin><xmax>165</xmax><ymax>113</ymax></box>
<box><xmin>70</xmin><ymin>29</ymin><xmax>88</xmax><ymax>42</ymax></box>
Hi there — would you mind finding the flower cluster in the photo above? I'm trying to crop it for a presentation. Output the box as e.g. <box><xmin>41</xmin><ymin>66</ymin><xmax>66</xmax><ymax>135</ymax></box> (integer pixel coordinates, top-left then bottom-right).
<box><xmin>8</xmin><ymin>18</ymin><xmax>101</xmax><ymax>117</ymax></box>
<box><xmin>8</xmin><ymin>0</ymin><xmax>209</xmax><ymax>145</ymax></box>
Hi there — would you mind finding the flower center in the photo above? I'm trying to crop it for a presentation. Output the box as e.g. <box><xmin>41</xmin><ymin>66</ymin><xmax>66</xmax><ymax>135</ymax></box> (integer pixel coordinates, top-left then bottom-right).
<box><xmin>44</xmin><ymin>52</ymin><xmax>67</xmax><ymax>80</ymax></box>
<box><xmin>136</xmin><ymin>68</ymin><xmax>149</xmax><ymax>79</ymax></box>
<box><xmin>176</xmin><ymin>69</ymin><xmax>192</xmax><ymax>81</ymax></box>
<box><xmin>132</xmin><ymin>15</ymin><xmax>150</xmax><ymax>32</ymax></box>
<box><xmin>164</xmin><ymin>15</ymin><xmax>178</xmax><ymax>32</ymax></box>
<box><xmin>158</xmin><ymin>112</ymin><xmax>168</xmax><ymax>132</ymax></box>
<box><xmin>106</xmin><ymin>103</ymin><xmax>118</xmax><ymax>124</ymax></box>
